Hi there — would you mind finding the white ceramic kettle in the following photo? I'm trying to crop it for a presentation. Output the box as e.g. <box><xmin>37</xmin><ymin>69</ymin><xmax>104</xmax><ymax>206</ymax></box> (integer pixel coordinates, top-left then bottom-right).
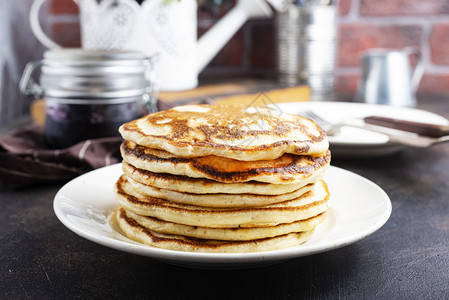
<box><xmin>30</xmin><ymin>0</ymin><xmax>273</xmax><ymax>91</ymax></box>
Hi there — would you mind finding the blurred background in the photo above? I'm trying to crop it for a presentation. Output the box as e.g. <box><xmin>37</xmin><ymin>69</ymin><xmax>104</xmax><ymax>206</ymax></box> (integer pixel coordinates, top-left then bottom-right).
<box><xmin>44</xmin><ymin>0</ymin><xmax>449</xmax><ymax>95</ymax></box>
<box><xmin>2</xmin><ymin>0</ymin><xmax>449</xmax><ymax>127</ymax></box>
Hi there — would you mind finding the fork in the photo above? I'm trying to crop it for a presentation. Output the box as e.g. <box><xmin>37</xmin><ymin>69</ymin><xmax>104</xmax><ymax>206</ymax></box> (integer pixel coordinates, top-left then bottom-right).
<box><xmin>301</xmin><ymin>109</ymin><xmax>346</xmax><ymax>135</ymax></box>
<box><xmin>301</xmin><ymin>109</ymin><xmax>449</xmax><ymax>148</ymax></box>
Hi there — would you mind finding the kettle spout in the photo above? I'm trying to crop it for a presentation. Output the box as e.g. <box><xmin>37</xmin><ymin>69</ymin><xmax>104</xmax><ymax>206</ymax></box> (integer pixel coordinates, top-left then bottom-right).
<box><xmin>197</xmin><ymin>0</ymin><xmax>273</xmax><ymax>74</ymax></box>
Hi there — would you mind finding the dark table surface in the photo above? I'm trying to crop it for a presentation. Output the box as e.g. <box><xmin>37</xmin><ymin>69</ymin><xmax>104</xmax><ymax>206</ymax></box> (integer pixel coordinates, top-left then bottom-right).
<box><xmin>1</xmin><ymin>94</ymin><xmax>449</xmax><ymax>299</ymax></box>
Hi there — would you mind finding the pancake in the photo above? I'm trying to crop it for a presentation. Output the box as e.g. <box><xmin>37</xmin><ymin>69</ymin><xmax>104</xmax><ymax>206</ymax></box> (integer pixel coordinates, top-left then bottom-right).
<box><xmin>116</xmin><ymin>103</ymin><xmax>331</xmax><ymax>253</ymax></box>
<box><xmin>120</xmin><ymin>207</ymin><xmax>326</xmax><ymax>241</ymax></box>
<box><xmin>122</xmin><ymin>161</ymin><xmax>326</xmax><ymax>195</ymax></box>
<box><xmin>117</xmin><ymin>208</ymin><xmax>315</xmax><ymax>253</ymax></box>
<box><xmin>114</xmin><ymin>175</ymin><xmax>329</xmax><ymax>228</ymax></box>
<box><xmin>121</xmin><ymin>141</ymin><xmax>331</xmax><ymax>184</ymax></box>
<box><xmin>119</xmin><ymin>104</ymin><xmax>328</xmax><ymax>161</ymax></box>
<box><xmin>125</xmin><ymin>176</ymin><xmax>315</xmax><ymax>208</ymax></box>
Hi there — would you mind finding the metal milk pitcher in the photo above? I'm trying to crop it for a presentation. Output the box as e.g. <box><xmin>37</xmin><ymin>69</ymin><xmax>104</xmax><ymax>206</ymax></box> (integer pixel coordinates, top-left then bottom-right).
<box><xmin>355</xmin><ymin>47</ymin><xmax>424</xmax><ymax>107</ymax></box>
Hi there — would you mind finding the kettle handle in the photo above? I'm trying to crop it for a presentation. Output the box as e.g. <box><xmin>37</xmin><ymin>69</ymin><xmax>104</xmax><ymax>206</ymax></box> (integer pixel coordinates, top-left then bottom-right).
<box><xmin>30</xmin><ymin>0</ymin><xmax>62</xmax><ymax>49</ymax></box>
<box><xmin>405</xmin><ymin>47</ymin><xmax>425</xmax><ymax>93</ymax></box>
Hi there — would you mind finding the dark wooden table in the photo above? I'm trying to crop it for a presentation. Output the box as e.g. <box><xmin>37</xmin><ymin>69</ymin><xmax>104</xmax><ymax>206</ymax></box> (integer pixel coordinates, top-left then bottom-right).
<box><xmin>1</xmin><ymin>94</ymin><xmax>449</xmax><ymax>299</ymax></box>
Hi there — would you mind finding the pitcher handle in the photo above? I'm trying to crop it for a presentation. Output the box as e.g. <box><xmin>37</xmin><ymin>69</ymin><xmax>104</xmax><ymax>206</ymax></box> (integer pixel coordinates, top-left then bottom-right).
<box><xmin>404</xmin><ymin>46</ymin><xmax>425</xmax><ymax>93</ymax></box>
<box><xmin>30</xmin><ymin>0</ymin><xmax>62</xmax><ymax>49</ymax></box>
<box><xmin>19</xmin><ymin>60</ymin><xmax>44</xmax><ymax>99</ymax></box>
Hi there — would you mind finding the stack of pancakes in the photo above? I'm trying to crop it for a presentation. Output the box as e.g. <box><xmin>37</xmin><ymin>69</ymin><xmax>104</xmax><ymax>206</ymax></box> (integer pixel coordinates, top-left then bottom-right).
<box><xmin>114</xmin><ymin>104</ymin><xmax>331</xmax><ymax>253</ymax></box>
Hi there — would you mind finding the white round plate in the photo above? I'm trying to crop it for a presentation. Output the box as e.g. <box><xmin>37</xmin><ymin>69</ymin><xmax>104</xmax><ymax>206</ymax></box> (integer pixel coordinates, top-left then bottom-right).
<box><xmin>275</xmin><ymin>101</ymin><xmax>449</xmax><ymax>157</ymax></box>
<box><xmin>54</xmin><ymin>164</ymin><xmax>391</xmax><ymax>269</ymax></box>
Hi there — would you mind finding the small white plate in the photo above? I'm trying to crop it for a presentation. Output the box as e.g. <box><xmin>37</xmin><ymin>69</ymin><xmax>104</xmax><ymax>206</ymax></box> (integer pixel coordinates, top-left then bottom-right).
<box><xmin>54</xmin><ymin>164</ymin><xmax>391</xmax><ymax>269</ymax></box>
<box><xmin>275</xmin><ymin>101</ymin><xmax>449</xmax><ymax>157</ymax></box>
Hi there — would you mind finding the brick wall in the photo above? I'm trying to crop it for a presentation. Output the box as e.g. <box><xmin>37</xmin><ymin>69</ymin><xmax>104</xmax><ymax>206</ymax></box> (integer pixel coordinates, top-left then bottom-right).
<box><xmin>46</xmin><ymin>0</ymin><xmax>449</xmax><ymax>95</ymax></box>
<box><xmin>337</xmin><ymin>0</ymin><xmax>449</xmax><ymax>96</ymax></box>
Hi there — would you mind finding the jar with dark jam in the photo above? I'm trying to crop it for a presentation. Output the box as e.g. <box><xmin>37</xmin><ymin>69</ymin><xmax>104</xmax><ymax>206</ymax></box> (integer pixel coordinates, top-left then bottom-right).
<box><xmin>20</xmin><ymin>49</ymin><xmax>158</xmax><ymax>148</ymax></box>
<box><xmin>43</xmin><ymin>96</ymin><xmax>151</xmax><ymax>148</ymax></box>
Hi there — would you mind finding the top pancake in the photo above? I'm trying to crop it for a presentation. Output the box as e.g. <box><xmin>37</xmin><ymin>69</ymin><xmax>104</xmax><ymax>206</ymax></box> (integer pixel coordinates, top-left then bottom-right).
<box><xmin>119</xmin><ymin>104</ymin><xmax>328</xmax><ymax>161</ymax></box>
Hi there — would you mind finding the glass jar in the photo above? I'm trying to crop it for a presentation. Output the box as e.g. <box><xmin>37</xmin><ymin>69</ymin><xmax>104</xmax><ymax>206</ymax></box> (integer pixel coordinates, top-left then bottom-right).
<box><xmin>20</xmin><ymin>49</ymin><xmax>158</xmax><ymax>148</ymax></box>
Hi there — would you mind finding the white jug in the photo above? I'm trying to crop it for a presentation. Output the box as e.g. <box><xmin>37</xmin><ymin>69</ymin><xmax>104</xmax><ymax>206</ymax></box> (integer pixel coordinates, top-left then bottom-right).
<box><xmin>30</xmin><ymin>0</ymin><xmax>273</xmax><ymax>91</ymax></box>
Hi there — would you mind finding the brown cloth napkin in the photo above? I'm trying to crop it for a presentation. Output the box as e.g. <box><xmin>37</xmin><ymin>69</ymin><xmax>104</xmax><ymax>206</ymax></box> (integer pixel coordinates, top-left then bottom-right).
<box><xmin>0</xmin><ymin>99</ymin><xmax>215</xmax><ymax>189</ymax></box>
<box><xmin>0</xmin><ymin>124</ymin><xmax>123</xmax><ymax>189</ymax></box>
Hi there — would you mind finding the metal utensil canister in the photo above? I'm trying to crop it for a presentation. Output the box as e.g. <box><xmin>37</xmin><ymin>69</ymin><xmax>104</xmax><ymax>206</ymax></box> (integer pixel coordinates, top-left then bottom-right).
<box><xmin>275</xmin><ymin>4</ymin><xmax>338</xmax><ymax>101</ymax></box>
<box><xmin>20</xmin><ymin>49</ymin><xmax>158</xmax><ymax>148</ymax></box>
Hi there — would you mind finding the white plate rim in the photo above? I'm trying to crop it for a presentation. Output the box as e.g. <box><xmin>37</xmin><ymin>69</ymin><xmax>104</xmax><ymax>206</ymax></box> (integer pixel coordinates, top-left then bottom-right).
<box><xmin>53</xmin><ymin>163</ymin><xmax>392</xmax><ymax>267</ymax></box>
<box><xmin>273</xmin><ymin>101</ymin><xmax>449</xmax><ymax>157</ymax></box>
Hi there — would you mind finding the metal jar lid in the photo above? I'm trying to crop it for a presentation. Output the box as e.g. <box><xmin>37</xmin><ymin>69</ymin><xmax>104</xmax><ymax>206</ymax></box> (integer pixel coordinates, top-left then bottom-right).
<box><xmin>20</xmin><ymin>48</ymin><xmax>155</xmax><ymax>99</ymax></box>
